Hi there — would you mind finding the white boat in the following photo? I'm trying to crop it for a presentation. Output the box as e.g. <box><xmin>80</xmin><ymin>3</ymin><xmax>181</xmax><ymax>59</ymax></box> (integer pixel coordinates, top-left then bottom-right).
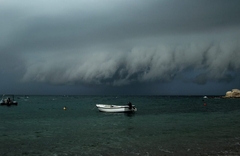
<box><xmin>96</xmin><ymin>103</ymin><xmax>137</xmax><ymax>113</ymax></box>
<box><xmin>203</xmin><ymin>96</ymin><xmax>208</xmax><ymax>99</ymax></box>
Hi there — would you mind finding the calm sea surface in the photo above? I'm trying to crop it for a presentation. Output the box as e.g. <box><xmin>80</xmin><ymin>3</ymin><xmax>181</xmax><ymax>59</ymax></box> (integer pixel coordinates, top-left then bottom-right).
<box><xmin>1</xmin><ymin>95</ymin><xmax>240</xmax><ymax>156</ymax></box>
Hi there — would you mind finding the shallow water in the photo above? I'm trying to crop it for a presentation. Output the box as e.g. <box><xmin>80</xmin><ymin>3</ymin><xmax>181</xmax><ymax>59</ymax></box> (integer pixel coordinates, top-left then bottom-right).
<box><xmin>1</xmin><ymin>95</ymin><xmax>240</xmax><ymax>155</ymax></box>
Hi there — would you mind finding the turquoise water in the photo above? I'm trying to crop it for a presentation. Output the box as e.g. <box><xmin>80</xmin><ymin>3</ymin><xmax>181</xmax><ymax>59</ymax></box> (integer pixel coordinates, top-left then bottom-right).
<box><xmin>1</xmin><ymin>95</ymin><xmax>240</xmax><ymax>156</ymax></box>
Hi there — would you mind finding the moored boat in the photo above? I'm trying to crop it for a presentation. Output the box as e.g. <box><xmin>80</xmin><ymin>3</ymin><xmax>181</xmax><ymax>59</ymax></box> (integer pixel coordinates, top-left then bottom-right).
<box><xmin>0</xmin><ymin>95</ymin><xmax>18</xmax><ymax>106</ymax></box>
<box><xmin>96</xmin><ymin>102</ymin><xmax>137</xmax><ymax>113</ymax></box>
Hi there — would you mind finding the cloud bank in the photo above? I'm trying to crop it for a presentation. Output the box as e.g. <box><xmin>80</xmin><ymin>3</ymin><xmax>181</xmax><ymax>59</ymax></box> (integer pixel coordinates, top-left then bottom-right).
<box><xmin>21</xmin><ymin>37</ymin><xmax>240</xmax><ymax>86</ymax></box>
<box><xmin>1</xmin><ymin>0</ymin><xmax>240</xmax><ymax>94</ymax></box>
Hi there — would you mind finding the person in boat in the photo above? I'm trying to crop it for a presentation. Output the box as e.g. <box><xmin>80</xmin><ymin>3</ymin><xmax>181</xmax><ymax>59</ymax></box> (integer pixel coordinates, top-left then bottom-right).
<box><xmin>7</xmin><ymin>97</ymin><xmax>11</xmax><ymax>104</ymax></box>
<box><xmin>128</xmin><ymin>102</ymin><xmax>132</xmax><ymax>109</ymax></box>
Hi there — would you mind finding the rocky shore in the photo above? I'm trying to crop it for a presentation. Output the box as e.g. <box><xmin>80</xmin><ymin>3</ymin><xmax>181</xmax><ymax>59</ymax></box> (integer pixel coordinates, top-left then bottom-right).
<box><xmin>223</xmin><ymin>89</ymin><xmax>240</xmax><ymax>98</ymax></box>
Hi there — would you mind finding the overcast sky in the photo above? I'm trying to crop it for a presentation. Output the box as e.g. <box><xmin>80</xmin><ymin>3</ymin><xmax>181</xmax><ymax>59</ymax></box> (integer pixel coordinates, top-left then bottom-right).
<box><xmin>1</xmin><ymin>0</ymin><xmax>240</xmax><ymax>95</ymax></box>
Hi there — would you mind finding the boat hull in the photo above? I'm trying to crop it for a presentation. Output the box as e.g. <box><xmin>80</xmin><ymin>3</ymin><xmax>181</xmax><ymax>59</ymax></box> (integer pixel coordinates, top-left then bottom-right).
<box><xmin>0</xmin><ymin>102</ymin><xmax>18</xmax><ymax>106</ymax></box>
<box><xmin>96</xmin><ymin>104</ymin><xmax>137</xmax><ymax>113</ymax></box>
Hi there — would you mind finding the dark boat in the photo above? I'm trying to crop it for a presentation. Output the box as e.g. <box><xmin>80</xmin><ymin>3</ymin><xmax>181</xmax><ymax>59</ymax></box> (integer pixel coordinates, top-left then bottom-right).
<box><xmin>0</xmin><ymin>95</ymin><xmax>18</xmax><ymax>106</ymax></box>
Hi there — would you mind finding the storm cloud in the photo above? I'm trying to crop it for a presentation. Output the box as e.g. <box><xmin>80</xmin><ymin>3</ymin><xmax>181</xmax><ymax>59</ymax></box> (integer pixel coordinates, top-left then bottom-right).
<box><xmin>1</xmin><ymin>0</ymin><xmax>240</xmax><ymax>94</ymax></box>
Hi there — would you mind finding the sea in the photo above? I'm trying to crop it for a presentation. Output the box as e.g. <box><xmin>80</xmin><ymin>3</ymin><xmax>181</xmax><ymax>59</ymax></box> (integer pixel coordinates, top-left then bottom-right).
<box><xmin>1</xmin><ymin>95</ymin><xmax>240</xmax><ymax>156</ymax></box>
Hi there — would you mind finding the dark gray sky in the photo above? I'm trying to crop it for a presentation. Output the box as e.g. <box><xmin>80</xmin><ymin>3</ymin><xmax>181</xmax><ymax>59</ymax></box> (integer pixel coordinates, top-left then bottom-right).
<box><xmin>1</xmin><ymin>0</ymin><xmax>240</xmax><ymax>95</ymax></box>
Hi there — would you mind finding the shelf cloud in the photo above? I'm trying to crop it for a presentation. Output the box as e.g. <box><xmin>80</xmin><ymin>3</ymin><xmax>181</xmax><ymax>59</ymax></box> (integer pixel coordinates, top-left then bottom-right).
<box><xmin>1</xmin><ymin>0</ymin><xmax>240</xmax><ymax>94</ymax></box>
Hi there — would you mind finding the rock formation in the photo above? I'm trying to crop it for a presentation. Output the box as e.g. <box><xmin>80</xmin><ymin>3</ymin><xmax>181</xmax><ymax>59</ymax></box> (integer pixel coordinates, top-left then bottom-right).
<box><xmin>224</xmin><ymin>89</ymin><xmax>240</xmax><ymax>98</ymax></box>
